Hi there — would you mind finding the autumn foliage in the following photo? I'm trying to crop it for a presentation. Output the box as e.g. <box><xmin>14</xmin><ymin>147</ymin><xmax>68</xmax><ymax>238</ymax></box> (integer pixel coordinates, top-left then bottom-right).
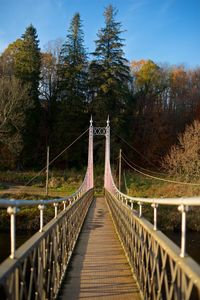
<box><xmin>163</xmin><ymin>120</ymin><xmax>200</xmax><ymax>180</ymax></box>
<box><xmin>0</xmin><ymin>6</ymin><xmax>200</xmax><ymax>172</ymax></box>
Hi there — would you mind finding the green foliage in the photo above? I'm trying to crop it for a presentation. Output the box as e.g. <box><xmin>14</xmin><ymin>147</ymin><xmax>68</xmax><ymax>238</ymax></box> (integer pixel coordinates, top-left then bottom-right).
<box><xmin>18</xmin><ymin>25</ymin><xmax>42</xmax><ymax>166</ymax></box>
<box><xmin>0</xmin><ymin>183</ymin><xmax>7</xmax><ymax>190</ymax></box>
<box><xmin>0</xmin><ymin>205</ymin><xmax>55</xmax><ymax>232</ymax></box>
<box><xmin>58</xmin><ymin>13</ymin><xmax>87</xmax><ymax>107</ymax></box>
<box><xmin>89</xmin><ymin>5</ymin><xmax>131</xmax><ymax>121</ymax></box>
<box><xmin>18</xmin><ymin>25</ymin><xmax>41</xmax><ymax>99</ymax></box>
<box><xmin>130</xmin><ymin>59</ymin><xmax>169</xmax><ymax>117</ymax></box>
<box><xmin>1</xmin><ymin>9</ymin><xmax>200</xmax><ymax>174</ymax></box>
<box><xmin>0</xmin><ymin>39</ymin><xmax>23</xmax><ymax>77</ymax></box>
<box><xmin>0</xmin><ymin>170</ymin><xmax>46</xmax><ymax>184</ymax></box>
<box><xmin>127</xmin><ymin>172</ymin><xmax>164</xmax><ymax>197</ymax></box>
<box><xmin>0</xmin><ymin>25</ymin><xmax>42</xmax><ymax>168</ymax></box>
<box><xmin>51</xmin><ymin>13</ymin><xmax>89</xmax><ymax>168</ymax></box>
<box><xmin>2</xmin><ymin>25</ymin><xmax>41</xmax><ymax>101</ymax></box>
<box><xmin>125</xmin><ymin>171</ymin><xmax>200</xmax><ymax>231</ymax></box>
<box><xmin>0</xmin><ymin>169</ymin><xmax>84</xmax><ymax>232</ymax></box>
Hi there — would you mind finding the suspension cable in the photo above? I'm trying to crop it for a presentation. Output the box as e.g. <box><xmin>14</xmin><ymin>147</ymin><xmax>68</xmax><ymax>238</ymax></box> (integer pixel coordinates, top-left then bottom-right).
<box><xmin>122</xmin><ymin>152</ymin><xmax>167</xmax><ymax>176</ymax></box>
<box><xmin>114</xmin><ymin>133</ymin><xmax>158</xmax><ymax>168</ymax></box>
<box><xmin>122</xmin><ymin>155</ymin><xmax>200</xmax><ymax>186</ymax></box>
<box><xmin>20</xmin><ymin>128</ymin><xmax>89</xmax><ymax>190</ymax></box>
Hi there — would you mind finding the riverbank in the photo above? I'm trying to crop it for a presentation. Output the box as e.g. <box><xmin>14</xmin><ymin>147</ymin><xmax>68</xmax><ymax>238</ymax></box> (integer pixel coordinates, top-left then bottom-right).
<box><xmin>0</xmin><ymin>169</ymin><xmax>200</xmax><ymax>232</ymax></box>
<box><xmin>123</xmin><ymin>171</ymin><xmax>200</xmax><ymax>232</ymax></box>
<box><xmin>0</xmin><ymin>169</ymin><xmax>83</xmax><ymax>231</ymax></box>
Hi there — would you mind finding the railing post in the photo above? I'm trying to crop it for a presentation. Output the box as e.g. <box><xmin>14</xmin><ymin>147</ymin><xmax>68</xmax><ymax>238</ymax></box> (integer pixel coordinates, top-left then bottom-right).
<box><xmin>7</xmin><ymin>206</ymin><xmax>18</xmax><ymax>259</ymax></box>
<box><xmin>45</xmin><ymin>146</ymin><xmax>50</xmax><ymax>196</ymax></box>
<box><xmin>178</xmin><ymin>204</ymin><xmax>189</xmax><ymax>257</ymax></box>
<box><xmin>63</xmin><ymin>201</ymin><xmax>66</xmax><ymax>210</ymax></box>
<box><xmin>38</xmin><ymin>205</ymin><xmax>45</xmax><ymax>232</ymax></box>
<box><xmin>131</xmin><ymin>201</ymin><xmax>134</xmax><ymax>210</ymax></box>
<box><xmin>119</xmin><ymin>149</ymin><xmax>122</xmax><ymax>191</ymax></box>
<box><xmin>54</xmin><ymin>203</ymin><xmax>58</xmax><ymax>218</ymax></box>
<box><xmin>151</xmin><ymin>203</ymin><xmax>158</xmax><ymax>231</ymax></box>
<box><xmin>138</xmin><ymin>202</ymin><xmax>142</xmax><ymax>218</ymax></box>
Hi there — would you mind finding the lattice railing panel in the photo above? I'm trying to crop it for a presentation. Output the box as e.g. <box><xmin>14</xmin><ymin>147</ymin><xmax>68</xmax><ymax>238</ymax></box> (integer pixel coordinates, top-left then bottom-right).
<box><xmin>105</xmin><ymin>190</ymin><xmax>200</xmax><ymax>300</ymax></box>
<box><xmin>0</xmin><ymin>190</ymin><xmax>93</xmax><ymax>300</ymax></box>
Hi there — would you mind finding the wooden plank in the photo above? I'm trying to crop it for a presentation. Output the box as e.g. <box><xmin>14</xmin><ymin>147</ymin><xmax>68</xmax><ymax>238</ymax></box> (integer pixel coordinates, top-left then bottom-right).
<box><xmin>58</xmin><ymin>197</ymin><xmax>141</xmax><ymax>300</ymax></box>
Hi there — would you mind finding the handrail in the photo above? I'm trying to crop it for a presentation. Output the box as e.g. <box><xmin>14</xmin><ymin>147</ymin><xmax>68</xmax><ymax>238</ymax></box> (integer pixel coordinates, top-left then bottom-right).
<box><xmin>0</xmin><ymin>167</ymin><xmax>91</xmax><ymax>259</ymax></box>
<box><xmin>0</xmin><ymin>168</ymin><xmax>89</xmax><ymax>208</ymax></box>
<box><xmin>108</xmin><ymin>166</ymin><xmax>200</xmax><ymax>206</ymax></box>
<box><xmin>0</xmin><ymin>166</ymin><xmax>89</xmax><ymax>209</ymax></box>
<box><xmin>104</xmin><ymin>119</ymin><xmax>200</xmax><ymax>258</ymax></box>
<box><xmin>112</xmin><ymin>184</ymin><xmax>200</xmax><ymax>205</ymax></box>
<box><xmin>105</xmin><ymin>189</ymin><xmax>200</xmax><ymax>300</ymax></box>
<box><xmin>106</xmin><ymin>168</ymin><xmax>200</xmax><ymax>258</ymax></box>
<box><xmin>0</xmin><ymin>189</ymin><xmax>94</xmax><ymax>300</ymax></box>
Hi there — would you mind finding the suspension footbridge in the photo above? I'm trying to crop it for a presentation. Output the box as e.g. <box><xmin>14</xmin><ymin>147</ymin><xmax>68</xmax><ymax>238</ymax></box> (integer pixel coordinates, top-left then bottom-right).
<box><xmin>0</xmin><ymin>118</ymin><xmax>200</xmax><ymax>300</ymax></box>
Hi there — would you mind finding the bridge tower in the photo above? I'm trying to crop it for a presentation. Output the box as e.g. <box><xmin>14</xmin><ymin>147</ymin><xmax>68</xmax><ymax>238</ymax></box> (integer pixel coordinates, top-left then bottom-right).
<box><xmin>104</xmin><ymin>116</ymin><xmax>112</xmax><ymax>190</ymax></box>
<box><xmin>86</xmin><ymin>116</ymin><xmax>94</xmax><ymax>190</ymax></box>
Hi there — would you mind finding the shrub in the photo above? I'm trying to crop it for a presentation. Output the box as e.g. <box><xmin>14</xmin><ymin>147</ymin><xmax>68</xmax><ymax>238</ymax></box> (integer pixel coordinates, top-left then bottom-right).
<box><xmin>163</xmin><ymin>120</ymin><xmax>200</xmax><ymax>181</ymax></box>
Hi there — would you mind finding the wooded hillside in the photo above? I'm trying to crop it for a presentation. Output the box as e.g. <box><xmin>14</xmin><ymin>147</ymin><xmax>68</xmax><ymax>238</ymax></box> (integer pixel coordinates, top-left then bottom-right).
<box><xmin>0</xmin><ymin>5</ymin><xmax>199</xmax><ymax>174</ymax></box>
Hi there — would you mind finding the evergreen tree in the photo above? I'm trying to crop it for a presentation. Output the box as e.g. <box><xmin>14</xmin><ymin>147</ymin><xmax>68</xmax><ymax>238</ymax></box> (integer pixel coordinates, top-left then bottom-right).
<box><xmin>89</xmin><ymin>5</ymin><xmax>131</xmax><ymax>121</ymax></box>
<box><xmin>15</xmin><ymin>24</ymin><xmax>41</xmax><ymax>102</ymax></box>
<box><xmin>53</xmin><ymin>13</ymin><xmax>88</xmax><ymax>168</ymax></box>
<box><xmin>15</xmin><ymin>25</ymin><xmax>41</xmax><ymax>166</ymax></box>
<box><xmin>0</xmin><ymin>25</ymin><xmax>42</xmax><ymax>167</ymax></box>
<box><xmin>58</xmin><ymin>13</ymin><xmax>88</xmax><ymax>109</ymax></box>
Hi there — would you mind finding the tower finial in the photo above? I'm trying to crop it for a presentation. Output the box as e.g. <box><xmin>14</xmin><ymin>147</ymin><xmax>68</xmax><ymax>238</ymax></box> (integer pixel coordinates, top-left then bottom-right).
<box><xmin>107</xmin><ymin>115</ymin><xmax>110</xmax><ymax>127</ymax></box>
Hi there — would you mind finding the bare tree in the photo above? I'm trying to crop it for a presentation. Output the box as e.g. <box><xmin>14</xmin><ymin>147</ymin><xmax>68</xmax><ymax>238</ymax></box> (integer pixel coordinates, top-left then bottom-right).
<box><xmin>163</xmin><ymin>120</ymin><xmax>200</xmax><ymax>181</ymax></box>
<box><xmin>39</xmin><ymin>38</ymin><xmax>63</xmax><ymax>102</ymax></box>
<box><xmin>0</xmin><ymin>76</ymin><xmax>32</xmax><ymax>160</ymax></box>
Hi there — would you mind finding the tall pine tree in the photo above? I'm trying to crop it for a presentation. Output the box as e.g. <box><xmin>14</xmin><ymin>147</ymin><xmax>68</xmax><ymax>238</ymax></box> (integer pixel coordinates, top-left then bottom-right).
<box><xmin>15</xmin><ymin>24</ymin><xmax>41</xmax><ymax>166</ymax></box>
<box><xmin>53</xmin><ymin>13</ymin><xmax>88</xmax><ymax>168</ymax></box>
<box><xmin>58</xmin><ymin>13</ymin><xmax>88</xmax><ymax>109</ymax></box>
<box><xmin>89</xmin><ymin>5</ymin><xmax>131</xmax><ymax>121</ymax></box>
<box><xmin>15</xmin><ymin>24</ymin><xmax>41</xmax><ymax>103</ymax></box>
<box><xmin>0</xmin><ymin>25</ymin><xmax>41</xmax><ymax>167</ymax></box>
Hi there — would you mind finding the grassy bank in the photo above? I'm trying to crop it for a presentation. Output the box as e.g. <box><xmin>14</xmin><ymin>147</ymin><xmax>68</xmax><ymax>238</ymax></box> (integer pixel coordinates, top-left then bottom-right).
<box><xmin>0</xmin><ymin>169</ymin><xmax>84</xmax><ymax>232</ymax></box>
<box><xmin>1</xmin><ymin>168</ymin><xmax>200</xmax><ymax>232</ymax></box>
<box><xmin>123</xmin><ymin>171</ymin><xmax>200</xmax><ymax>232</ymax></box>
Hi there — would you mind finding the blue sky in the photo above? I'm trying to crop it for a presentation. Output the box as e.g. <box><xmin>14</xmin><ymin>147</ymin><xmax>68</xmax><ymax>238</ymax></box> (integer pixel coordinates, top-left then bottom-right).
<box><xmin>0</xmin><ymin>0</ymin><xmax>200</xmax><ymax>68</ymax></box>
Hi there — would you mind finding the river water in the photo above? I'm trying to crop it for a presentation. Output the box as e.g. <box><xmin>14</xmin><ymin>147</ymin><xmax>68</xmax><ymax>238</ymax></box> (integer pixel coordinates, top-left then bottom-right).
<box><xmin>0</xmin><ymin>231</ymin><xmax>199</xmax><ymax>264</ymax></box>
<box><xmin>0</xmin><ymin>232</ymin><xmax>33</xmax><ymax>263</ymax></box>
<box><xmin>165</xmin><ymin>231</ymin><xmax>200</xmax><ymax>264</ymax></box>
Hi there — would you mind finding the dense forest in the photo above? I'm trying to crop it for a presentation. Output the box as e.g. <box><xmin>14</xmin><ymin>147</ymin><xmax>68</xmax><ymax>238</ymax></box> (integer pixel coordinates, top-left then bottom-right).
<box><xmin>0</xmin><ymin>5</ymin><xmax>200</xmax><ymax>177</ymax></box>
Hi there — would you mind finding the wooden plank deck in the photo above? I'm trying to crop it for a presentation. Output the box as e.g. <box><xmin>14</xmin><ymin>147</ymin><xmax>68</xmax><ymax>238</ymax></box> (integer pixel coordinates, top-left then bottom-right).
<box><xmin>58</xmin><ymin>197</ymin><xmax>141</xmax><ymax>300</ymax></box>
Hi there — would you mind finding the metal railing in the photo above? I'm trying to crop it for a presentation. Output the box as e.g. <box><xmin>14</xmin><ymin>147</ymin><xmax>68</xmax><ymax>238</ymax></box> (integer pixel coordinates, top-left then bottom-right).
<box><xmin>0</xmin><ymin>189</ymin><xmax>93</xmax><ymax>300</ymax></box>
<box><xmin>105</xmin><ymin>169</ymin><xmax>200</xmax><ymax>257</ymax></box>
<box><xmin>0</xmin><ymin>168</ymin><xmax>91</xmax><ymax>259</ymax></box>
<box><xmin>0</xmin><ymin>118</ymin><xmax>95</xmax><ymax>299</ymax></box>
<box><xmin>105</xmin><ymin>189</ymin><xmax>200</xmax><ymax>300</ymax></box>
<box><xmin>103</xmin><ymin>119</ymin><xmax>200</xmax><ymax>299</ymax></box>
